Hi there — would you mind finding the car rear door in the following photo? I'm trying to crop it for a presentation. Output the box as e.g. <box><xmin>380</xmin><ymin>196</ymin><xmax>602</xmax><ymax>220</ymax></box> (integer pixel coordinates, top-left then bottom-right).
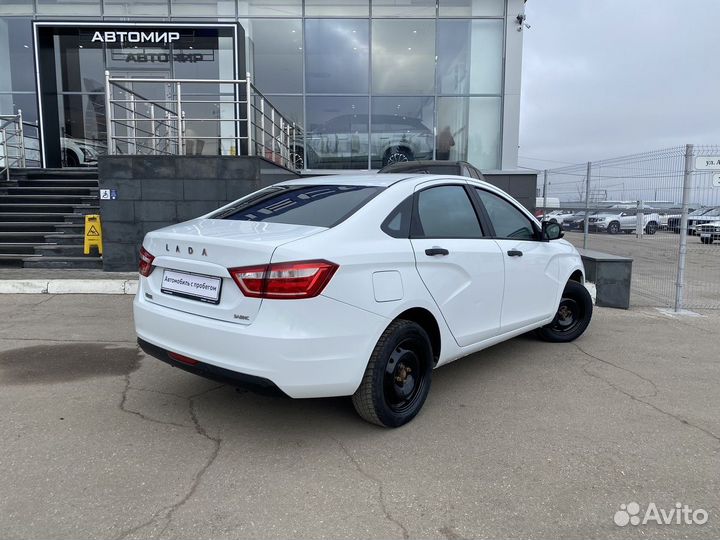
<box><xmin>410</xmin><ymin>182</ymin><xmax>505</xmax><ymax>347</ymax></box>
<box><xmin>472</xmin><ymin>187</ymin><xmax>561</xmax><ymax>332</ymax></box>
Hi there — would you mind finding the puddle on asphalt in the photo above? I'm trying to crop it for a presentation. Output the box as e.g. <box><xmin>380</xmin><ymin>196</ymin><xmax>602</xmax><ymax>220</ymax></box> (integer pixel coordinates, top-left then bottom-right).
<box><xmin>0</xmin><ymin>343</ymin><xmax>140</xmax><ymax>385</ymax></box>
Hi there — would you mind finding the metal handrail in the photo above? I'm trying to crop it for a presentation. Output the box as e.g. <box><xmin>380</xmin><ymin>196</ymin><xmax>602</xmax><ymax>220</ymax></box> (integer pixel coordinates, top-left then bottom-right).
<box><xmin>105</xmin><ymin>71</ymin><xmax>302</xmax><ymax>170</ymax></box>
<box><xmin>0</xmin><ymin>111</ymin><xmax>27</xmax><ymax>181</ymax></box>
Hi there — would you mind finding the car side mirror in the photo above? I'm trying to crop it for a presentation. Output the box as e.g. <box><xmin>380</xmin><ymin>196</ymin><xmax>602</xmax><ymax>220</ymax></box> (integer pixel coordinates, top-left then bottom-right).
<box><xmin>542</xmin><ymin>221</ymin><xmax>564</xmax><ymax>241</ymax></box>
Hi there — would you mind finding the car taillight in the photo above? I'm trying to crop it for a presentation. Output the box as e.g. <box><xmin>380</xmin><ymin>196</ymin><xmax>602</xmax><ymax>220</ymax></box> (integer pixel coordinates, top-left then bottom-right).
<box><xmin>229</xmin><ymin>260</ymin><xmax>338</xmax><ymax>299</ymax></box>
<box><xmin>139</xmin><ymin>246</ymin><xmax>155</xmax><ymax>277</ymax></box>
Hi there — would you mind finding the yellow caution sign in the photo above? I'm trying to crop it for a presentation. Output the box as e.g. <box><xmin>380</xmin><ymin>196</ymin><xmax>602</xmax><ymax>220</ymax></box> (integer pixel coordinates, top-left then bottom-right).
<box><xmin>84</xmin><ymin>214</ymin><xmax>103</xmax><ymax>255</ymax></box>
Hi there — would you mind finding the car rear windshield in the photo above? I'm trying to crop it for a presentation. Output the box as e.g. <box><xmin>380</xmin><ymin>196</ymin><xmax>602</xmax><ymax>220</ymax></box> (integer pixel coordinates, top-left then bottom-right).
<box><xmin>211</xmin><ymin>185</ymin><xmax>382</xmax><ymax>228</ymax></box>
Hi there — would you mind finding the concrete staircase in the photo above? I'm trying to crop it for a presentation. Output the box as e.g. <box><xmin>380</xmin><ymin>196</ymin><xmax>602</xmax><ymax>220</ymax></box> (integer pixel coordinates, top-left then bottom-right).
<box><xmin>0</xmin><ymin>168</ymin><xmax>102</xmax><ymax>269</ymax></box>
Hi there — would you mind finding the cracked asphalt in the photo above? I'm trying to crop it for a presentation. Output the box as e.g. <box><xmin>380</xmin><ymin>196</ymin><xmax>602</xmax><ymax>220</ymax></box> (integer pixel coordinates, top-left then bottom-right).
<box><xmin>0</xmin><ymin>294</ymin><xmax>718</xmax><ymax>540</ymax></box>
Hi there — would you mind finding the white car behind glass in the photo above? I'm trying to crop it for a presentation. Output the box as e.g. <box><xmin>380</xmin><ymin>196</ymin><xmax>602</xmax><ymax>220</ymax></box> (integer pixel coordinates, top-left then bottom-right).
<box><xmin>134</xmin><ymin>174</ymin><xmax>592</xmax><ymax>427</ymax></box>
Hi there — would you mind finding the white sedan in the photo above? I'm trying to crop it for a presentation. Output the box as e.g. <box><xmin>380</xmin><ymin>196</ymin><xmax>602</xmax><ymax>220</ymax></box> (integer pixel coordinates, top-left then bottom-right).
<box><xmin>134</xmin><ymin>174</ymin><xmax>592</xmax><ymax>427</ymax></box>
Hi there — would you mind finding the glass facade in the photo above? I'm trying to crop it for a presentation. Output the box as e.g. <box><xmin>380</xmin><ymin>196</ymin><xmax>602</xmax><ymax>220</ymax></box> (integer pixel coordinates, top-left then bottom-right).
<box><xmin>0</xmin><ymin>0</ymin><xmax>510</xmax><ymax>170</ymax></box>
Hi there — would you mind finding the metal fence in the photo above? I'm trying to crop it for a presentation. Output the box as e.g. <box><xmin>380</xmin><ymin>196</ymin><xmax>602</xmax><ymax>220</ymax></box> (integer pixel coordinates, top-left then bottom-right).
<box><xmin>538</xmin><ymin>144</ymin><xmax>720</xmax><ymax>311</ymax></box>
<box><xmin>105</xmin><ymin>72</ymin><xmax>301</xmax><ymax>171</ymax></box>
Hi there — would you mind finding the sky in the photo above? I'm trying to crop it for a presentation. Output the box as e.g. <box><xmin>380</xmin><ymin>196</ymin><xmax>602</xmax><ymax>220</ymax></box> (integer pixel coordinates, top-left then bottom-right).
<box><xmin>518</xmin><ymin>0</ymin><xmax>719</xmax><ymax>170</ymax></box>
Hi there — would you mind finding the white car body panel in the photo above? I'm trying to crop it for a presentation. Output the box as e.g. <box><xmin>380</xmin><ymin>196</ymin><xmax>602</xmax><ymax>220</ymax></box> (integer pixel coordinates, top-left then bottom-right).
<box><xmin>134</xmin><ymin>174</ymin><xmax>586</xmax><ymax>398</ymax></box>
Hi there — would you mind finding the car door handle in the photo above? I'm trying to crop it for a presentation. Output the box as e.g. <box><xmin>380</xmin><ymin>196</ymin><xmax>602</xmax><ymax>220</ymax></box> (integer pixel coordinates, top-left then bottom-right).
<box><xmin>425</xmin><ymin>247</ymin><xmax>449</xmax><ymax>256</ymax></box>
<box><xmin>507</xmin><ymin>249</ymin><xmax>523</xmax><ymax>257</ymax></box>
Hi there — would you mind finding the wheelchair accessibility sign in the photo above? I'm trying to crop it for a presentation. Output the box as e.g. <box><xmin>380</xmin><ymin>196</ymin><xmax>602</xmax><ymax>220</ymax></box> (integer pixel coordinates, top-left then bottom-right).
<box><xmin>99</xmin><ymin>189</ymin><xmax>118</xmax><ymax>200</ymax></box>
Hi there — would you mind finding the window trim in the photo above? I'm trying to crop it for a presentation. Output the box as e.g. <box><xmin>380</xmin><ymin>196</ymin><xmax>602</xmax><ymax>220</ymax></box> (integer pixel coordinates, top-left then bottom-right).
<box><xmin>469</xmin><ymin>186</ymin><xmax>542</xmax><ymax>242</ymax></box>
<box><xmin>409</xmin><ymin>183</ymin><xmax>486</xmax><ymax>240</ymax></box>
<box><xmin>381</xmin><ymin>195</ymin><xmax>413</xmax><ymax>238</ymax></box>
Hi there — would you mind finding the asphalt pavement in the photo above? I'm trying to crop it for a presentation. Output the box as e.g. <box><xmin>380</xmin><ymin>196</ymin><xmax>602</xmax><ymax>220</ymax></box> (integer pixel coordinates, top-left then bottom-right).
<box><xmin>0</xmin><ymin>295</ymin><xmax>718</xmax><ymax>539</ymax></box>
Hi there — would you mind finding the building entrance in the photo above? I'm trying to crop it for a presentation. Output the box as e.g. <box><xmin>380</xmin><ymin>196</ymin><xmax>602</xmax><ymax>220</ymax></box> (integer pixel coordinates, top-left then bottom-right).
<box><xmin>33</xmin><ymin>22</ymin><xmax>240</xmax><ymax>167</ymax></box>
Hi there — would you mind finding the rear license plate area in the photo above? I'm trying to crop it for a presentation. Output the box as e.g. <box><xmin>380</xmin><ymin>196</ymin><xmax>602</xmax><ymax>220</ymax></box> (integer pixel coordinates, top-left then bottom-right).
<box><xmin>161</xmin><ymin>269</ymin><xmax>222</xmax><ymax>304</ymax></box>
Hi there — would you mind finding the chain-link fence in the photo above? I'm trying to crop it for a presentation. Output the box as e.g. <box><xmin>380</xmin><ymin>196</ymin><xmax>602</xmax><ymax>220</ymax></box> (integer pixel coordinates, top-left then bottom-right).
<box><xmin>538</xmin><ymin>144</ymin><xmax>720</xmax><ymax>310</ymax></box>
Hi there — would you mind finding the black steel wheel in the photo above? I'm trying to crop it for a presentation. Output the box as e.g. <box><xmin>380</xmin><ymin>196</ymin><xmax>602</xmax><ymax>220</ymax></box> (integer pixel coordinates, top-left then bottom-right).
<box><xmin>352</xmin><ymin>319</ymin><xmax>433</xmax><ymax>427</ymax></box>
<box><xmin>537</xmin><ymin>280</ymin><xmax>593</xmax><ymax>343</ymax></box>
<box><xmin>645</xmin><ymin>221</ymin><xmax>658</xmax><ymax>235</ymax></box>
<box><xmin>701</xmin><ymin>236</ymin><xmax>713</xmax><ymax>244</ymax></box>
<box><xmin>383</xmin><ymin>147</ymin><xmax>412</xmax><ymax>166</ymax></box>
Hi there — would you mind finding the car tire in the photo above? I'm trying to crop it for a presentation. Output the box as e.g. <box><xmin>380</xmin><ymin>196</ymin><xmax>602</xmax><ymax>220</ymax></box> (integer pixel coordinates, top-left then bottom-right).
<box><xmin>701</xmin><ymin>237</ymin><xmax>713</xmax><ymax>244</ymax></box>
<box><xmin>352</xmin><ymin>319</ymin><xmax>433</xmax><ymax>428</ymax></box>
<box><xmin>383</xmin><ymin>147</ymin><xmax>412</xmax><ymax>167</ymax></box>
<box><xmin>537</xmin><ymin>280</ymin><xmax>593</xmax><ymax>343</ymax></box>
<box><xmin>645</xmin><ymin>221</ymin><xmax>658</xmax><ymax>235</ymax></box>
<box><xmin>607</xmin><ymin>221</ymin><xmax>620</xmax><ymax>235</ymax></box>
<box><xmin>65</xmin><ymin>151</ymin><xmax>80</xmax><ymax>168</ymax></box>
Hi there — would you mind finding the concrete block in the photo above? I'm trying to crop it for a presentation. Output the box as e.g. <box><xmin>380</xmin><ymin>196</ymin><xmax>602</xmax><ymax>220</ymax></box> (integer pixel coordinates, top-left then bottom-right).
<box><xmin>47</xmin><ymin>279</ymin><xmax>127</xmax><ymax>295</ymax></box>
<box><xmin>99</xmin><ymin>156</ymin><xmax>133</xmax><ymax>179</ymax></box>
<box><xmin>175</xmin><ymin>156</ymin><xmax>218</xmax><ymax>179</ymax></box>
<box><xmin>0</xmin><ymin>280</ymin><xmax>49</xmax><ymax>294</ymax></box>
<box><xmin>183</xmin><ymin>179</ymin><xmax>226</xmax><ymax>201</ymax></box>
<box><xmin>132</xmin><ymin>156</ymin><xmax>176</xmax><ymax>179</ymax></box>
<box><xmin>141</xmin><ymin>178</ymin><xmax>184</xmax><ymax>200</ymax></box>
<box><xmin>99</xmin><ymin>200</ymin><xmax>135</xmax><ymax>222</ymax></box>
<box><xmin>102</xmin><ymin>221</ymin><xmax>145</xmax><ymax>244</ymax></box>
<box><xmin>134</xmin><ymin>201</ymin><xmax>176</xmax><ymax>222</ymax></box>
<box><xmin>218</xmin><ymin>157</ymin><xmax>258</xmax><ymax>180</ymax></box>
<box><xmin>124</xmin><ymin>280</ymin><xmax>139</xmax><ymax>295</ymax></box>
<box><xmin>103</xmin><ymin>243</ymin><xmax>140</xmax><ymax>272</ymax></box>
<box><xmin>177</xmin><ymin>201</ymin><xmax>223</xmax><ymax>221</ymax></box>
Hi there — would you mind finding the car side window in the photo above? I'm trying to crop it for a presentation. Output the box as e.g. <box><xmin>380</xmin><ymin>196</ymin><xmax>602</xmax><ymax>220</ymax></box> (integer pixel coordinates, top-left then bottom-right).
<box><xmin>414</xmin><ymin>185</ymin><xmax>483</xmax><ymax>238</ymax></box>
<box><xmin>474</xmin><ymin>188</ymin><xmax>537</xmax><ymax>240</ymax></box>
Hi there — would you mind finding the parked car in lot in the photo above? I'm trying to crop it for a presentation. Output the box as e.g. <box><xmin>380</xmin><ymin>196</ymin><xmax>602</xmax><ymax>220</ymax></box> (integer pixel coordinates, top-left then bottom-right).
<box><xmin>697</xmin><ymin>221</ymin><xmax>720</xmax><ymax>244</ymax></box>
<box><xmin>668</xmin><ymin>207</ymin><xmax>720</xmax><ymax>234</ymax></box>
<box><xmin>688</xmin><ymin>207</ymin><xmax>720</xmax><ymax>235</ymax></box>
<box><xmin>588</xmin><ymin>208</ymin><xmax>661</xmax><ymax>235</ymax></box>
<box><xmin>134</xmin><ymin>174</ymin><xmax>591</xmax><ymax>427</ymax></box>
<box><xmin>563</xmin><ymin>210</ymin><xmax>594</xmax><ymax>231</ymax></box>
<box><xmin>541</xmin><ymin>209</ymin><xmax>575</xmax><ymax>224</ymax></box>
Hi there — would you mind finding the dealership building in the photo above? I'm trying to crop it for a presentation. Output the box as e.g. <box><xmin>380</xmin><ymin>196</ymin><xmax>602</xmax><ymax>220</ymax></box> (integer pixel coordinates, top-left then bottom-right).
<box><xmin>1</xmin><ymin>0</ymin><xmax>527</xmax><ymax>171</ymax></box>
<box><xmin>0</xmin><ymin>0</ymin><xmax>533</xmax><ymax>271</ymax></box>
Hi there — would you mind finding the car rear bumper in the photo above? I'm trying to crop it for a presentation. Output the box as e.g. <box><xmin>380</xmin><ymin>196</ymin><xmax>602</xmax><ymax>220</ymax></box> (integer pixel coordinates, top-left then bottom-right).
<box><xmin>137</xmin><ymin>338</ymin><xmax>286</xmax><ymax>395</ymax></box>
<box><xmin>133</xmin><ymin>287</ymin><xmax>388</xmax><ymax>398</ymax></box>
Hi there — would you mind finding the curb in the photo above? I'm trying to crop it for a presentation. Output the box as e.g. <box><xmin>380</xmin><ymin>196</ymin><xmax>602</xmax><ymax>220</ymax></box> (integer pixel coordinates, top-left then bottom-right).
<box><xmin>0</xmin><ymin>279</ymin><xmax>138</xmax><ymax>295</ymax></box>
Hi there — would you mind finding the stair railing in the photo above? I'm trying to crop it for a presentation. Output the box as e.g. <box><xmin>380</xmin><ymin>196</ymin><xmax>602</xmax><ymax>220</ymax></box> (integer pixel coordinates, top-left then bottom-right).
<box><xmin>105</xmin><ymin>72</ymin><xmax>303</xmax><ymax>171</ymax></box>
<box><xmin>0</xmin><ymin>111</ymin><xmax>27</xmax><ymax>181</ymax></box>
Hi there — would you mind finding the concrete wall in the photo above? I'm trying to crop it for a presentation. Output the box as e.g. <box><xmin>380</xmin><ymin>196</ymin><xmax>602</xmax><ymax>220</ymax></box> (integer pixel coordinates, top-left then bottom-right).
<box><xmin>98</xmin><ymin>156</ymin><xmax>298</xmax><ymax>271</ymax></box>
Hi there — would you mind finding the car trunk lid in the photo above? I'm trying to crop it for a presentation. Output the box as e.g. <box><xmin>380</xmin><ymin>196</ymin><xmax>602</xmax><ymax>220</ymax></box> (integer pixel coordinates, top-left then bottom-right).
<box><xmin>141</xmin><ymin>218</ymin><xmax>326</xmax><ymax>324</ymax></box>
